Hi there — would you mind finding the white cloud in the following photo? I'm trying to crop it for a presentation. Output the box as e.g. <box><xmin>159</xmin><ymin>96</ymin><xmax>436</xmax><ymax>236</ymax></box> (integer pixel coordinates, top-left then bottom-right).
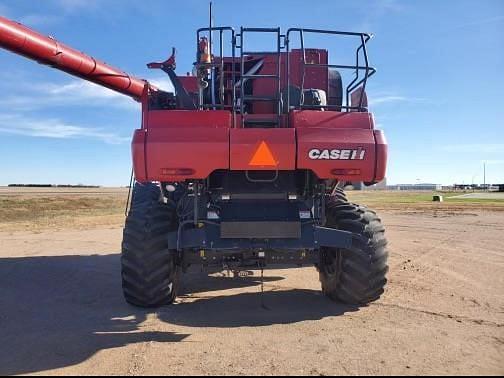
<box><xmin>368</xmin><ymin>95</ymin><xmax>408</xmax><ymax>106</ymax></box>
<box><xmin>367</xmin><ymin>91</ymin><xmax>428</xmax><ymax>107</ymax></box>
<box><xmin>2</xmin><ymin>0</ymin><xmax>99</xmax><ymax>29</ymax></box>
<box><xmin>0</xmin><ymin>72</ymin><xmax>178</xmax><ymax>112</ymax></box>
<box><xmin>147</xmin><ymin>77</ymin><xmax>175</xmax><ymax>93</ymax></box>
<box><xmin>45</xmin><ymin>80</ymin><xmax>138</xmax><ymax>101</ymax></box>
<box><xmin>0</xmin><ymin>114</ymin><xmax>129</xmax><ymax>144</ymax></box>
<box><xmin>0</xmin><ymin>79</ymin><xmax>141</xmax><ymax>111</ymax></box>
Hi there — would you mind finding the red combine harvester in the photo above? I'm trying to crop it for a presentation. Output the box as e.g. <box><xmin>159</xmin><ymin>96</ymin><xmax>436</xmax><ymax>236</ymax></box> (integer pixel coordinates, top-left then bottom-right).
<box><xmin>0</xmin><ymin>16</ymin><xmax>389</xmax><ymax>307</ymax></box>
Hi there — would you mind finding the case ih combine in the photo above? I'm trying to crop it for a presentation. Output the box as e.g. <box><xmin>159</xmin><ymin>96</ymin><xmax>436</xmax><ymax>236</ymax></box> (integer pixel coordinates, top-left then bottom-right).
<box><xmin>0</xmin><ymin>14</ymin><xmax>389</xmax><ymax>307</ymax></box>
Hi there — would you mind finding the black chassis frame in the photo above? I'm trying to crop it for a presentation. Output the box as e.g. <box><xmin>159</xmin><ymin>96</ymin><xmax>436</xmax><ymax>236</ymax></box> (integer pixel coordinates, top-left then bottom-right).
<box><xmin>162</xmin><ymin>170</ymin><xmax>353</xmax><ymax>271</ymax></box>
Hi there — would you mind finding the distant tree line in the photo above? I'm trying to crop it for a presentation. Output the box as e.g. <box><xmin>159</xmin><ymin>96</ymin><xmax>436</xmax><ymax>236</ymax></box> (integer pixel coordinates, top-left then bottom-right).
<box><xmin>8</xmin><ymin>184</ymin><xmax>101</xmax><ymax>188</ymax></box>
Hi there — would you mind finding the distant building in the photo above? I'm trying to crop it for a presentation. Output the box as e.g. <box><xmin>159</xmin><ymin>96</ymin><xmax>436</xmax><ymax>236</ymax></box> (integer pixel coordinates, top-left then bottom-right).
<box><xmin>387</xmin><ymin>183</ymin><xmax>442</xmax><ymax>191</ymax></box>
<box><xmin>453</xmin><ymin>184</ymin><xmax>477</xmax><ymax>190</ymax></box>
<box><xmin>453</xmin><ymin>184</ymin><xmax>504</xmax><ymax>191</ymax></box>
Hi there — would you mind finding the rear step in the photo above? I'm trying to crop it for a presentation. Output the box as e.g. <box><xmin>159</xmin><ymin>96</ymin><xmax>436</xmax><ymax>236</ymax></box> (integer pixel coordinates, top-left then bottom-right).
<box><xmin>243</xmin><ymin>119</ymin><xmax>278</xmax><ymax>128</ymax></box>
<box><xmin>242</xmin><ymin>51</ymin><xmax>279</xmax><ymax>56</ymax></box>
<box><xmin>242</xmin><ymin>95</ymin><xmax>279</xmax><ymax>102</ymax></box>
<box><xmin>241</xmin><ymin>74</ymin><xmax>278</xmax><ymax>79</ymax></box>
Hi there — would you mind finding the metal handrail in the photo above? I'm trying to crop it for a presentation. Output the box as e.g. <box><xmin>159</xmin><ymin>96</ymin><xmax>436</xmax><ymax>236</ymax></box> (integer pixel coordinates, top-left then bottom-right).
<box><xmin>195</xmin><ymin>26</ymin><xmax>377</xmax><ymax>129</ymax></box>
<box><xmin>285</xmin><ymin>28</ymin><xmax>376</xmax><ymax>120</ymax></box>
<box><xmin>196</xmin><ymin>27</ymin><xmax>236</xmax><ymax>127</ymax></box>
<box><xmin>238</xmin><ymin>27</ymin><xmax>282</xmax><ymax>128</ymax></box>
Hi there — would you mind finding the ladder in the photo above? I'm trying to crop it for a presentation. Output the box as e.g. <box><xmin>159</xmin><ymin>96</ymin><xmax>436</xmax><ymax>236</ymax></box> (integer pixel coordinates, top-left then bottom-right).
<box><xmin>237</xmin><ymin>27</ymin><xmax>283</xmax><ymax>128</ymax></box>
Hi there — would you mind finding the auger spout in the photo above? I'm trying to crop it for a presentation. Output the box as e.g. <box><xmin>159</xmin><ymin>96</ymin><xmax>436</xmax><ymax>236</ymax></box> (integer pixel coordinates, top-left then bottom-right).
<box><xmin>0</xmin><ymin>15</ymin><xmax>147</xmax><ymax>100</ymax></box>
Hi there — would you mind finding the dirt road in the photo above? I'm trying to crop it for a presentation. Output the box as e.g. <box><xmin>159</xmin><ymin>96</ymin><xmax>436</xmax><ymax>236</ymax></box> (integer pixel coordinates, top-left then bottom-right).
<box><xmin>0</xmin><ymin>210</ymin><xmax>503</xmax><ymax>375</ymax></box>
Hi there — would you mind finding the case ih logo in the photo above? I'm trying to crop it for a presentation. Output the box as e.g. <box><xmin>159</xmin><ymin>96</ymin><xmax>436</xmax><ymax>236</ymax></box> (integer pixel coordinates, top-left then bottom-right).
<box><xmin>309</xmin><ymin>148</ymin><xmax>366</xmax><ymax>160</ymax></box>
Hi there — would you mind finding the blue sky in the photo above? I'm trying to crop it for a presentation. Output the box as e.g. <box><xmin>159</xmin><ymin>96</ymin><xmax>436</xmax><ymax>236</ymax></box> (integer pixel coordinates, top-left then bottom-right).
<box><xmin>0</xmin><ymin>0</ymin><xmax>502</xmax><ymax>186</ymax></box>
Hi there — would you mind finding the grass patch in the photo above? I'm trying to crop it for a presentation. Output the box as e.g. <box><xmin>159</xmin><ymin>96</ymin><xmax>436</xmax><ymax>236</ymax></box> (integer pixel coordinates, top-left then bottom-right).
<box><xmin>1</xmin><ymin>189</ymin><xmax>503</xmax><ymax>232</ymax></box>
<box><xmin>0</xmin><ymin>195</ymin><xmax>127</xmax><ymax>231</ymax></box>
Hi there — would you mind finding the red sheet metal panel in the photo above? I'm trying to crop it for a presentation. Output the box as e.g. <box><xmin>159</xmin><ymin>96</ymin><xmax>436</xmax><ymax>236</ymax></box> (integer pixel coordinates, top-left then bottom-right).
<box><xmin>178</xmin><ymin>76</ymin><xmax>199</xmax><ymax>93</ymax></box>
<box><xmin>373</xmin><ymin>130</ymin><xmax>388</xmax><ymax>182</ymax></box>
<box><xmin>131</xmin><ymin>129</ymin><xmax>147</xmax><ymax>182</ymax></box>
<box><xmin>137</xmin><ymin>110</ymin><xmax>231</xmax><ymax>181</ymax></box>
<box><xmin>297</xmin><ymin>127</ymin><xmax>376</xmax><ymax>181</ymax></box>
<box><xmin>144</xmin><ymin>127</ymin><xmax>229</xmax><ymax>181</ymax></box>
<box><xmin>234</xmin><ymin>114</ymin><xmax>288</xmax><ymax>129</ymax></box>
<box><xmin>290</xmin><ymin>110</ymin><xmax>374</xmax><ymax>129</ymax></box>
<box><xmin>147</xmin><ymin>110</ymin><xmax>230</xmax><ymax>129</ymax></box>
<box><xmin>230</xmin><ymin>128</ymin><xmax>296</xmax><ymax>170</ymax></box>
<box><xmin>252</xmin><ymin>49</ymin><xmax>328</xmax><ymax>115</ymax></box>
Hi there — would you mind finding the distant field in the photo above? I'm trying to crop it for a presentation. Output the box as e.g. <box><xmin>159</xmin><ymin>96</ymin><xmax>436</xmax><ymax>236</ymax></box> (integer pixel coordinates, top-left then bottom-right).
<box><xmin>347</xmin><ymin>190</ymin><xmax>504</xmax><ymax>211</ymax></box>
<box><xmin>0</xmin><ymin>187</ymin><xmax>128</xmax><ymax>231</ymax></box>
<box><xmin>0</xmin><ymin>187</ymin><xmax>128</xmax><ymax>197</ymax></box>
<box><xmin>0</xmin><ymin>187</ymin><xmax>503</xmax><ymax>231</ymax></box>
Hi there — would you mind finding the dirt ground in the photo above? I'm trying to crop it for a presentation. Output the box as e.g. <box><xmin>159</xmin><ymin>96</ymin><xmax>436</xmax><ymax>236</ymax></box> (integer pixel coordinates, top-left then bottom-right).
<box><xmin>0</xmin><ymin>191</ymin><xmax>503</xmax><ymax>375</ymax></box>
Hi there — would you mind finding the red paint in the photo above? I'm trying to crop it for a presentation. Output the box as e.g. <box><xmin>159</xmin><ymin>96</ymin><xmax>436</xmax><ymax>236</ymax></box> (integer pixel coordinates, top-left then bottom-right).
<box><xmin>178</xmin><ymin>76</ymin><xmax>199</xmax><ymax>93</ymax></box>
<box><xmin>0</xmin><ymin>16</ymin><xmax>388</xmax><ymax>184</ymax></box>
<box><xmin>251</xmin><ymin>49</ymin><xmax>328</xmax><ymax>115</ymax></box>
<box><xmin>141</xmin><ymin>85</ymin><xmax>149</xmax><ymax>129</ymax></box>
<box><xmin>145</xmin><ymin>127</ymin><xmax>229</xmax><ymax>181</ymax></box>
<box><xmin>146</xmin><ymin>110</ymin><xmax>230</xmax><ymax>129</ymax></box>
<box><xmin>290</xmin><ymin>110</ymin><xmax>374</xmax><ymax>129</ymax></box>
<box><xmin>131</xmin><ymin>129</ymin><xmax>147</xmax><ymax>182</ymax></box>
<box><xmin>134</xmin><ymin>108</ymin><xmax>386</xmax><ymax>182</ymax></box>
<box><xmin>0</xmin><ymin>15</ymin><xmax>146</xmax><ymax>100</ymax></box>
<box><xmin>373</xmin><ymin>130</ymin><xmax>388</xmax><ymax>182</ymax></box>
<box><xmin>296</xmin><ymin>128</ymin><xmax>377</xmax><ymax>181</ymax></box>
<box><xmin>135</xmin><ymin>109</ymin><xmax>232</xmax><ymax>181</ymax></box>
<box><xmin>230</xmin><ymin>129</ymin><xmax>296</xmax><ymax>170</ymax></box>
<box><xmin>235</xmin><ymin>114</ymin><xmax>288</xmax><ymax>129</ymax></box>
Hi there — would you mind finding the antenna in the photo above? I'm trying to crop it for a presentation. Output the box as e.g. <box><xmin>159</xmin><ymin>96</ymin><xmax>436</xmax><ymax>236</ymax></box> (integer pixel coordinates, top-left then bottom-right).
<box><xmin>209</xmin><ymin>1</ymin><xmax>213</xmax><ymax>57</ymax></box>
<box><xmin>483</xmin><ymin>161</ymin><xmax>486</xmax><ymax>190</ymax></box>
<box><xmin>209</xmin><ymin>1</ymin><xmax>216</xmax><ymax>109</ymax></box>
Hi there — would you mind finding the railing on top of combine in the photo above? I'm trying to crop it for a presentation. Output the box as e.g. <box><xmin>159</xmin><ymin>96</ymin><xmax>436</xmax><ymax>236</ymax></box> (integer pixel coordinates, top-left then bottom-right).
<box><xmin>194</xmin><ymin>26</ymin><xmax>376</xmax><ymax>129</ymax></box>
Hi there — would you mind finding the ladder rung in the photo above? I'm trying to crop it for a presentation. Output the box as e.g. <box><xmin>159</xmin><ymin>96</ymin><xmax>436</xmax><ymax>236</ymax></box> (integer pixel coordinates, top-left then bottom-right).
<box><xmin>244</xmin><ymin>119</ymin><xmax>278</xmax><ymax>124</ymax></box>
<box><xmin>242</xmin><ymin>51</ymin><xmax>279</xmax><ymax>56</ymax></box>
<box><xmin>241</xmin><ymin>74</ymin><xmax>278</xmax><ymax>79</ymax></box>
<box><xmin>243</xmin><ymin>119</ymin><xmax>279</xmax><ymax>126</ymax></box>
<box><xmin>242</xmin><ymin>96</ymin><xmax>279</xmax><ymax>102</ymax></box>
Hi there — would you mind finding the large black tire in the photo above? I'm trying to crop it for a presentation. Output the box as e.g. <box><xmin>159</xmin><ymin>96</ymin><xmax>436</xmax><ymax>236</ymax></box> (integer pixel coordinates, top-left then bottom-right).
<box><xmin>331</xmin><ymin>186</ymin><xmax>347</xmax><ymax>204</ymax></box>
<box><xmin>121</xmin><ymin>182</ymin><xmax>180</xmax><ymax>307</ymax></box>
<box><xmin>319</xmin><ymin>198</ymin><xmax>389</xmax><ymax>305</ymax></box>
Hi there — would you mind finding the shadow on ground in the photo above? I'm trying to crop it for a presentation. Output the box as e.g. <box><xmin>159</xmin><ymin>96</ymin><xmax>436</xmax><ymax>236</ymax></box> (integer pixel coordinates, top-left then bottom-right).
<box><xmin>0</xmin><ymin>253</ymin><xmax>358</xmax><ymax>375</ymax></box>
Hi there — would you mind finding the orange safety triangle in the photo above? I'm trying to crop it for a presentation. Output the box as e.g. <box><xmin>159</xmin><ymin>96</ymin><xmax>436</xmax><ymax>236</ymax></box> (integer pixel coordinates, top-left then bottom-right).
<box><xmin>249</xmin><ymin>141</ymin><xmax>277</xmax><ymax>166</ymax></box>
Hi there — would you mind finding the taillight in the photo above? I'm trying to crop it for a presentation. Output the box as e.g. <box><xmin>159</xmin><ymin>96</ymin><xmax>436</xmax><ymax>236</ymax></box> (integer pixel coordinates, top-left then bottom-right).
<box><xmin>161</xmin><ymin>168</ymin><xmax>195</xmax><ymax>176</ymax></box>
<box><xmin>331</xmin><ymin>168</ymin><xmax>361</xmax><ymax>176</ymax></box>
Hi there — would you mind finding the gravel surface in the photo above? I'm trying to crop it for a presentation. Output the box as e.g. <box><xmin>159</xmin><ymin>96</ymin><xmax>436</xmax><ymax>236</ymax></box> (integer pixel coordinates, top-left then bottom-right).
<box><xmin>0</xmin><ymin>210</ymin><xmax>503</xmax><ymax>375</ymax></box>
